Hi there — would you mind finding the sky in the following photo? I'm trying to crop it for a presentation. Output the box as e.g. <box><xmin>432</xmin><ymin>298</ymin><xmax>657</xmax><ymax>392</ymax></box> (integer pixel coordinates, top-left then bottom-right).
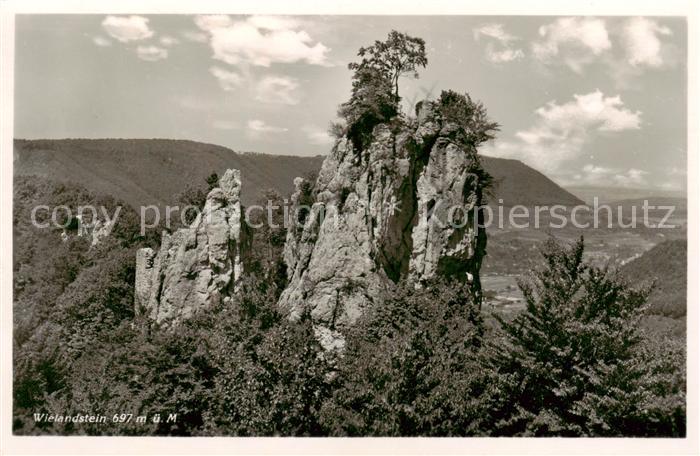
<box><xmin>14</xmin><ymin>15</ymin><xmax>687</xmax><ymax>192</ymax></box>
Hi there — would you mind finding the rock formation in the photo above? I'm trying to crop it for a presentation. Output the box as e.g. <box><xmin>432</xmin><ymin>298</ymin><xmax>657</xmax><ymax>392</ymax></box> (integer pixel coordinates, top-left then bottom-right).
<box><xmin>60</xmin><ymin>215</ymin><xmax>115</xmax><ymax>247</ymax></box>
<box><xmin>279</xmin><ymin>101</ymin><xmax>488</xmax><ymax>349</ymax></box>
<box><xmin>132</xmin><ymin>102</ymin><xmax>489</xmax><ymax>348</ymax></box>
<box><xmin>135</xmin><ymin>169</ymin><xmax>246</xmax><ymax>324</ymax></box>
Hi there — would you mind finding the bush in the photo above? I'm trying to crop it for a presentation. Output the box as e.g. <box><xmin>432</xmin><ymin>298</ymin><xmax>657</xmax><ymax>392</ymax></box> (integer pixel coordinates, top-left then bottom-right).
<box><xmin>321</xmin><ymin>280</ymin><xmax>488</xmax><ymax>436</ymax></box>
<box><xmin>338</xmin><ymin>67</ymin><xmax>398</xmax><ymax>151</ymax></box>
<box><xmin>437</xmin><ymin>90</ymin><xmax>499</xmax><ymax>148</ymax></box>
<box><xmin>479</xmin><ymin>237</ymin><xmax>686</xmax><ymax>436</ymax></box>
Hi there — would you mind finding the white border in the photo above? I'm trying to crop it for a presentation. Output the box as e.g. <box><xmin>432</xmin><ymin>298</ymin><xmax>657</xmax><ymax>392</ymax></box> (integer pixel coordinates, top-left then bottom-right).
<box><xmin>1</xmin><ymin>1</ymin><xmax>698</xmax><ymax>455</ymax></box>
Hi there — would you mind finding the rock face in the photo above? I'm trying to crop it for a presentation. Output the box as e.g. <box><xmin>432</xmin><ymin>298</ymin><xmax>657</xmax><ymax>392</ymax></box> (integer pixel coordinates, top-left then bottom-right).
<box><xmin>279</xmin><ymin>101</ymin><xmax>488</xmax><ymax>349</ymax></box>
<box><xmin>135</xmin><ymin>169</ymin><xmax>245</xmax><ymax>324</ymax></box>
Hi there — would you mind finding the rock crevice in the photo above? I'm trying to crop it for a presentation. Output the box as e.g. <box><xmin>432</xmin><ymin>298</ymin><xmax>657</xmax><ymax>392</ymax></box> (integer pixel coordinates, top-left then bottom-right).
<box><xmin>278</xmin><ymin>101</ymin><xmax>488</xmax><ymax>349</ymax></box>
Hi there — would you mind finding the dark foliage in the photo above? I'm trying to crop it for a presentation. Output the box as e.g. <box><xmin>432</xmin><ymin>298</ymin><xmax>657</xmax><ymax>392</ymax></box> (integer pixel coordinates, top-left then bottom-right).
<box><xmin>12</xmin><ymin>176</ymin><xmax>153</xmax><ymax>434</ymax></box>
<box><xmin>479</xmin><ymin>237</ymin><xmax>686</xmax><ymax>436</ymax></box>
<box><xmin>206</xmin><ymin>172</ymin><xmax>219</xmax><ymax>191</ymax></box>
<box><xmin>295</xmin><ymin>172</ymin><xmax>317</xmax><ymax>227</ymax></box>
<box><xmin>174</xmin><ymin>183</ymin><xmax>208</xmax><ymax>227</ymax></box>
<box><xmin>436</xmin><ymin>90</ymin><xmax>500</xmax><ymax>149</ymax></box>
<box><xmin>321</xmin><ymin>281</ymin><xmax>489</xmax><ymax>436</ymax></box>
<box><xmin>245</xmin><ymin>188</ymin><xmax>288</xmax><ymax>291</ymax></box>
<box><xmin>338</xmin><ymin>67</ymin><xmax>399</xmax><ymax>151</ymax></box>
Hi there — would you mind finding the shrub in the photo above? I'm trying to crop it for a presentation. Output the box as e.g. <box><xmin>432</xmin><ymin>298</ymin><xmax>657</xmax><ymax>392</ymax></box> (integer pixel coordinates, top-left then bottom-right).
<box><xmin>321</xmin><ymin>280</ymin><xmax>487</xmax><ymax>436</ymax></box>
<box><xmin>437</xmin><ymin>90</ymin><xmax>499</xmax><ymax>149</ymax></box>
<box><xmin>480</xmin><ymin>237</ymin><xmax>686</xmax><ymax>436</ymax></box>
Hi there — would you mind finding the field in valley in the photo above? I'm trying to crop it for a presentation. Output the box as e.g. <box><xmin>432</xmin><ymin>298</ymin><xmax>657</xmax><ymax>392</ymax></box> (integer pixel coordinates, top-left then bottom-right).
<box><xmin>482</xmin><ymin>201</ymin><xmax>688</xmax><ymax>338</ymax></box>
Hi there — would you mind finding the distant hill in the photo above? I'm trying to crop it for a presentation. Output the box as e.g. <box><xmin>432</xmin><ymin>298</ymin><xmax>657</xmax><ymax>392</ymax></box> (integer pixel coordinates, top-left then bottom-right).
<box><xmin>14</xmin><ymin>138</ymin><xmax>583</xmax><ymax>209</ymax></box>
<box><xmin>567</xmin><ymin>186</ymin><xmax>686</xmax><ymax>204</ymax></box>
<box><xmin>607</xmin><ymin>197</ymin><xmax>687</xmax><ymax>219</ymax></box>
<box><xmin>607</xmin><ymin>197</ymin><xmax>687</xmax><ymax>237</ymax></box>
<box><xmin>621</xmin><ymin>239</ymin><xmax>687</xmax><ymax>319</ymax></box>
<box><xmin>480</xmin><ymin>157</ymin><xmax>584</xmax><ymax>207</ymax></box>
<box><xmin>14</xmin><ymin>139</ymin><xmax>325</xmax><ymax>207</ymax></box>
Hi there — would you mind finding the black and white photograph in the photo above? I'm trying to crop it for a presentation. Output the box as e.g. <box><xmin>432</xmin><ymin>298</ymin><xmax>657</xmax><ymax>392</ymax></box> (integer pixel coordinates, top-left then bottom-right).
<box><xmin>1</xmin><ymin>1</ymin><xmax>698</xmax><ymax>453</ymax></box>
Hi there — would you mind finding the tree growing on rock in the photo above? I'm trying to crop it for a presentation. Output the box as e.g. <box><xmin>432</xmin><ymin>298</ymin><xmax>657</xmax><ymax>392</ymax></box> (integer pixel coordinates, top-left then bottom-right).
<box><xmin>349</xmin><ymin>30</ymin><xmax>428</xmax><ymax>104</ymax></box>
<box><xmin>339</xmin><ymin>30</ymin><xmax>428</xmax><ymax>150</ymax></box>
<box><xmin>435</xmin><ymin>90</ymin><xmax>499</xmax><ymax>149</ymax></box>
<box><xmin>206</xmin><ymin>172</ymin><xmax>219</xmax><ymax>191</ymax></box>
<box><xmin>174</xmin><ymin>171</ymin><xmax>222</xmax><ymax>227</ymax></box>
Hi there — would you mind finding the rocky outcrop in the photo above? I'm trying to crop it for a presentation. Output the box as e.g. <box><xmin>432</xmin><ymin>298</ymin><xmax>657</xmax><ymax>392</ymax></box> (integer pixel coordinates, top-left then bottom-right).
<box><xmin>60</xmin><ymin>216</ymin><xmax>115</xmax><ymax>247</ymax></box>
<box><xmin>408</xmin><ymin>122</ymin><xmax>486</xmax><ymax>287</ymax></box>
<box><xmin>134</xmin><ymin>247</ymin><xmax>156</xmax><ymax>317</ymax></box>
<box><xmin>279</xmin><ymin>101</ymin><xmax>488</xmax><ymax>349</ymax></box>
<box><xmin>135</xmin><ymin>169</ymin><xmax>245</xmax><ymax>324</ymax></box>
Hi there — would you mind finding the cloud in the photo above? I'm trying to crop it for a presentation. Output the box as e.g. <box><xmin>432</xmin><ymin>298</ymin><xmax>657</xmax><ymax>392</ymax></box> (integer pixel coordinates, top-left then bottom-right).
<box><xmin>209</xmin><ymin>66</ymin><xmax>244</xmax><ymax>90</ymax></box>
<box><xmin>247</xmin><ymin>15</ymin><xmax>301</xmax><ymax>31</ymax></box>
<box><xmin>658</xmin><ymin>181</ymin><xmax>684</xmax><ymax>192</ymax></box>
<box><xmin>159</xmin><ymin>35</ymin><xmax>179</xmax><ymax>47</ymax></box>
<box><xmin>212</xmin><ymin>120</ymin><xmax>239</xmax><ymax>130</ymax></box>
<box><xmin>194</xmin><ymin>14</ymin><xmax>233</xmax><ymax>31</ymax></box>
<box><xmin>247</xmin><ymin>119</ymin><xmax>288</xmax><ymax>138</ymax></box>
<box><xmin>484</xmin><ymin>90</ymin><xmax>641</xmax><ymax>173</ymax></box>
<box><xmin>254</xmin><ymin>76</ymin><xmax>300</xmax><ymax>105</ymax></box>
<box><xmin>194</xmin><ymin>14</ymin><xmax>329</xmax><ymax>67</ymax></box>
<box><xmin>667</xmin><ymin>166</ymin><xmax>686</xmax><ymax>177</ymax></box>
<box><xmin>529</xmin><ymin>90</ymin><xmax>641</xmax><ymax>134</ymax></box>
<box><xmin>573</xmin><ymin>165</ymin><xmax>648</xmax><ymax>188</ymax></box>
<box><xmin>473</xmin><ymin>23</ymin><xmax>524</xmax><ymax>63</ymax></box>
<box><xmin>532</xmin><ymin>17</ymin><xmax>611</xmax><ymax>72</ymax></box>
<box><xmin>660</xmin><ymin>166</ymin><xmax>688</xmax><ymax>192</ymax></box>
<box><xmin>182</xmin><ymin>30</ymin><xmax>208</xmax><ymax>43</ymax></box>
<box><xmin>613</xmin><ymin>168</ymin><xmax>649</xmax><ymax>187</ymax></box>
<box><xmin>660</xmin><ymin>166</ymin><xmax>687</xmax><ymax>192</ymax></box>
<box><xmin>485</xmin><ymin>46</ymin><xmax>525</xmax><ymax>63</ymax></box>
<box><xmin>529</xmin><ymin>17</ymin><xmax>676</xmax><ymax>87</ymax></box>
<box><xmin>473</xmin><ymin>23</ymin><xmax>518</xmax><ymax>43</ymax></box>
<box><xmin>303</xmin><ymin>125</ymin><xmax>334</xmax><ymax>146</ymax></box>
<box><xmin>97</xmin><ymin>16</ymin><xmax>179</xmax><ymax>62</ymax></box>
<box><xmin>209</xmin><ymin>68</ymin><xmax>300</xmax><ymax>103</ymax></box>
<box><xmin>136</xmin><ymin>45</ymin><xmax>168</xmax><ymax>61</ymax></box>
<box><xmin>92</xmin><ymin>36</ymin><xmax>112</xmax><ymax>47</ymax></box>
<box><xmin>621</xmin><ymin>17</ymin><xmax>672</xmax><ymax>67</ymax></box>
<box><xmin>101</xmin><ymin>15</ymin><xmax>154</xmax><ymax>43</ymax></box>
<box><xmin>209</xmin><ymin>68</ymin><xmax>301</xmax><ymax>105</ymax></box>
